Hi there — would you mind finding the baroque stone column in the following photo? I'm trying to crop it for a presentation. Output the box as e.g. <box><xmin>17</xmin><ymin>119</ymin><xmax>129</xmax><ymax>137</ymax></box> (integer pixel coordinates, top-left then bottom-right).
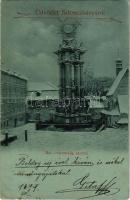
<box><xmin>74</xmin><ymin>64</ymin><xmax>81</xmax><ymax>97</ymax></box>
<box><xmin>65</xmin><ymin>62</ymin><xmax>71</xmax><ymax>97</ymax></box>
<box><xmin>59</xmin><ymin>64</ymin><xmax>65</xmax><ymax>98</ymax></box>
<box><xmin>74</xmin><ymin>64</ymin><xmax>78</xmax><ymax>97</ymax></box>
<box><xmin>80</xmin><ymin>63</ymin><xmax>84</xmax><ymax>97</ymax></box>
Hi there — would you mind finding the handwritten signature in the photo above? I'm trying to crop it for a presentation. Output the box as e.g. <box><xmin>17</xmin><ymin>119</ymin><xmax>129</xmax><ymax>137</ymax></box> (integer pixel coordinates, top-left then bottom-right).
<box><xmin>56</xmin><ymin>173</ymin><xmax>120</xmax><ymax>199</ymax></box>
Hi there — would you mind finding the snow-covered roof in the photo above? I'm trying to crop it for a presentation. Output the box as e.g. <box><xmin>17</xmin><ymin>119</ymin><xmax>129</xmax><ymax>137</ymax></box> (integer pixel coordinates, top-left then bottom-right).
<box><xmin>27</xmin><ymin>90</ymin><xmax>59</xmax><ymax>100</ymax></box>
<box><xmin>28</xmin><ymin>82</ymin><xmax>58</xmax><ymax>91</ymax></box>
<box><xmin>101</xmin><ymin>107</ymin><xmax>120</xmax><ymax>116</ymax></box>
<box><xmin>117</xmin><ymin>117</ymin><xmax>128</xmax><ymax>124</ymax></box>
<box><xmin>1</xmin><ymin>69</ymin><xmax>28</xmax><ymax>80</ymax></box>
<box><xmin>89</xmin><ymin>100</ymin><xmax>104</xmax><ymax>108</ymax></box>
<box><xmin>118</xmin><ymin>95</ymin><xmax>128</xmax><ymax>114</ymax></box>
<box><xmin>107</xmin><ymin>67</ymin><xmax>128</xmax><ymax>96</ymax></box>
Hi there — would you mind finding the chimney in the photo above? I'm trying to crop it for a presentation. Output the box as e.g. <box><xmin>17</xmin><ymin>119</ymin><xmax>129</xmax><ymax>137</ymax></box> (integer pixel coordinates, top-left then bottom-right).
<box><xmin>116</xmin><ymin>59</ymin><xmax>123</xmax><ymax>76</ymax></box>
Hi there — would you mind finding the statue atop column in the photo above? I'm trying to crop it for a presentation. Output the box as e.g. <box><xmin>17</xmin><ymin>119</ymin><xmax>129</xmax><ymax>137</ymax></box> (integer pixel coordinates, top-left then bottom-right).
<box><xmin>55</xmin><ymin>21</ymin><xmax>86</xmax><ymax>99</ymax></box>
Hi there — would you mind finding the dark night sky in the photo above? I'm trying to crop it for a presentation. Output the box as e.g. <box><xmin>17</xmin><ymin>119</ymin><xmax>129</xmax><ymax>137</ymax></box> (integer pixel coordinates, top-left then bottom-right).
<box><xmin>2</xmin><ymin>0</ymin><xmax>129</xmax><ymax>86</ymax></box>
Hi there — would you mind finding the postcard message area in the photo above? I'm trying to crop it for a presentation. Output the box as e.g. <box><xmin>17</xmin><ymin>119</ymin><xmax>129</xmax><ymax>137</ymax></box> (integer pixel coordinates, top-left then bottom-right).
<box><xmin>0</xmin><ymin>149</ymin><xmax>128</xmax><ymax>199</ymax></box>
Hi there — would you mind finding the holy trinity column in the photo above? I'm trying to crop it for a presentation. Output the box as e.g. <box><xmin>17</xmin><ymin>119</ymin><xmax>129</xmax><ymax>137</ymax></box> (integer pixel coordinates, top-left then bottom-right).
<box><xmin>55</xmin><ymin>22</ymin><xmax>86</xmax><ymax>124</ymax></box>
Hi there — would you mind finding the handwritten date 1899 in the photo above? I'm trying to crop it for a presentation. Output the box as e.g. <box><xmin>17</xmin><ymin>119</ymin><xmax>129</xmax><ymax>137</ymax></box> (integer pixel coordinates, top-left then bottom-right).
<box><xmin>18</xmin><ymin>183</ymin><xmax>39</xmax><ymax>196</ymax></box>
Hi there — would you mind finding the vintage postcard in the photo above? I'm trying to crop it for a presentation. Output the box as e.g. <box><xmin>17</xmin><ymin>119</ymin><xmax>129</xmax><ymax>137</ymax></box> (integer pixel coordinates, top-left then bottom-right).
<box><xmin>0</xmin><ymin>0</ymin><xmax>129</xmax><ymax>199</ymax></box>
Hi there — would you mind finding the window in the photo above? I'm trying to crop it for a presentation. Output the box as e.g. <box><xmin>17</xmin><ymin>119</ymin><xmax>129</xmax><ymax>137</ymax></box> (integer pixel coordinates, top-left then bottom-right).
<box><xmin>36</xmin><ymin>92</ymin><xmax>41</xmax><ymax>97</ymax></box>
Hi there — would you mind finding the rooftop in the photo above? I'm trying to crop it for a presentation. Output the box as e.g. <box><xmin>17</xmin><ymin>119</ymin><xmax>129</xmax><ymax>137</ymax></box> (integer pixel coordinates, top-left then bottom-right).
<box><xmin>28</xmin><ymin>82</ymin><xmax>59</xmax><ymax>91</ymax></box>
<box><xmin>118</xmin><ymin>95</ymin><xmax>128</xmax><ymax>114</ymax></box>
<box><xmin>107</xmin><ymin>67</ymin><xmax>128</xmax><ymax>96</ymax></box>
<box><xmin>1</xmin><ymin>69</ymin><xmax>28</xmax><ymax>81</ymax></box>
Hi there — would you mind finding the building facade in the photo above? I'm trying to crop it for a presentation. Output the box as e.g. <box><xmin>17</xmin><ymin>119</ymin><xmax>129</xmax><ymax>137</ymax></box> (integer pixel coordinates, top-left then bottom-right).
<box><xmin>101</xmin><ymin>59</ymin><xmax>128</xmax><ymax>127</ymax></box>
<box><xmin>1</xmin><ymin>69</ymin><xmax>28</xmax><ymax>130</ymax></box>
<box><xmin>27</xmin><ymin>82</ymin><xmax>59</xmax><ymax>121</ymax></box>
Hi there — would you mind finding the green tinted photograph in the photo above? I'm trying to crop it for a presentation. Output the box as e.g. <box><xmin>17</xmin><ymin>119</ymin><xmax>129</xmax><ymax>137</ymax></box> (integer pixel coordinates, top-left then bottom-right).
<box><xmin>0</xmin><ymin>0</ymin><xmax>129</xmax><ymax>199</ymax></box>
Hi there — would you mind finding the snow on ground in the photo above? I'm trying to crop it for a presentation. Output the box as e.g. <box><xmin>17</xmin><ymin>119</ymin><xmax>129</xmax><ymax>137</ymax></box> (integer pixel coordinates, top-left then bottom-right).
<box><xmin>0</xmin><ymin>123</ymin><xmax>128</xmax><ymax>199</ymax></box>
<box><xmin>0</xmin><ymin>123</ymin><xmax>128</xmax><ymax>152</ymax></box>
